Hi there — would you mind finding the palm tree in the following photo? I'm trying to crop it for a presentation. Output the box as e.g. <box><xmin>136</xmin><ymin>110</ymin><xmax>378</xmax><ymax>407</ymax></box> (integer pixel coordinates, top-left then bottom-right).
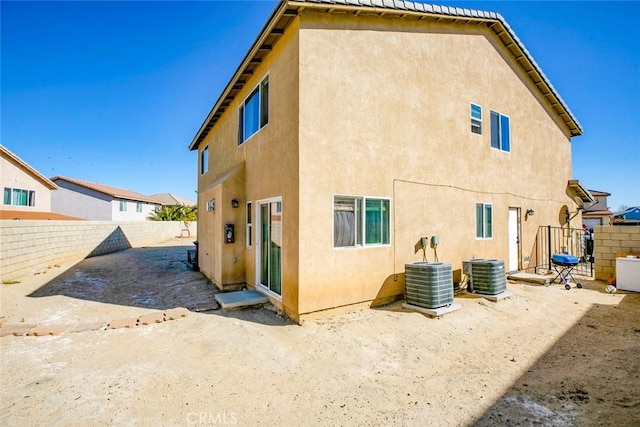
<box><xmin>148</xmin><ymin>205</ymin><xmax>197</xmax><ymax>222</ymax></box>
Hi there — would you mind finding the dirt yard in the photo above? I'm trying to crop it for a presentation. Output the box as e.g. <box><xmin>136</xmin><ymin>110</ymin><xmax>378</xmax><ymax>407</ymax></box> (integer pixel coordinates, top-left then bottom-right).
<box><xmin>1</xmin><ymin>238</ymin><xmax>639</xmax><ymax>426</ymax></box>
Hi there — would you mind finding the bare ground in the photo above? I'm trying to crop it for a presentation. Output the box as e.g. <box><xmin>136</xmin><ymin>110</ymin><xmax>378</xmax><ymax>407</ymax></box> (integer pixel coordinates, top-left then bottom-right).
<box><xmin>1</xmin><ymin>238</ymin><xmax>639</xmax><ymax>426</ymax></box>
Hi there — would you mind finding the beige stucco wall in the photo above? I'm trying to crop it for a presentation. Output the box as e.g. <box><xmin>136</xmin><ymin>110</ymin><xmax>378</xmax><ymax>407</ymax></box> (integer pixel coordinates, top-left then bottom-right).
<box><xmin>197</xmin><ymin>20</ymin><xmax>300</xmax><ymax>316</ymax></box>
<box><xmin>295</xmin><ymin>12</ymin><xmax>576</xmax><ymax>315</ymax></box>
<box><xmin>197</xmin><ymin>12</ymin><xmax>579</xmax><ymax>321</ymax></box>
<box><xmin>1</xmin><ymin>155</ymin><xmax>53</xmax><ymax>212</ymax></box>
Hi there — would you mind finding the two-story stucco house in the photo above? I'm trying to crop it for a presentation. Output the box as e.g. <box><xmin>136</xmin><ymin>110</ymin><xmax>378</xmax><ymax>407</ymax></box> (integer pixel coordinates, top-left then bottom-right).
<box><xmin>582</xmin><ymin>190</ymin><xmax>612</xmax><ymax>229</ymax></box>
<box><xmin>0</xmin><ymin>145</ymin><xmax>71</xmax><ymax>220</ymax></box>
<box><xmin>51</xmin><ymin>176</ymin><xmax>161</xmax><ymax>221</ymax></box>
<box><xmin>189</xmin><ymin>0</ymin><xmax>590</xmax><ymax>322</ymax></box>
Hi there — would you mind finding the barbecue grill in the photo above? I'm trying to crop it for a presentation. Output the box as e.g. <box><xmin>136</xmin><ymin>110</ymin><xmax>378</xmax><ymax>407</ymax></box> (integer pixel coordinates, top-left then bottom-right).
<box><xmin>551</xmin><ymin>253</ymin><xmax>583</xmax><ymax>290</ymax></box>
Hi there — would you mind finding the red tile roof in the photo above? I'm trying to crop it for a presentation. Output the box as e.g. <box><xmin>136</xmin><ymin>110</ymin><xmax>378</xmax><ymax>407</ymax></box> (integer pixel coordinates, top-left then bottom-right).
<box><xmin>51</xmin><ymin>176</ymin><xmax>159</xmax><ymax>204</ymax></box>
<box><xmin>588</xmin><ymin>190</ymin><xmax>611</xmax><ymax>197</ymax></box>
<box><xmin>0</xmin><ymin>210</ymin><xmax>83</xmax><ymax>221</ymax></box>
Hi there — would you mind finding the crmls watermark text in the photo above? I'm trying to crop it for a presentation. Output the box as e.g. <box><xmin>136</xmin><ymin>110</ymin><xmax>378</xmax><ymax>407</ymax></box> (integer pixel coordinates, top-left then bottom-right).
<box><xmin>187</xmin><ymin>411</ymin><xmax>238</xmax><ymax>425</ymax></box>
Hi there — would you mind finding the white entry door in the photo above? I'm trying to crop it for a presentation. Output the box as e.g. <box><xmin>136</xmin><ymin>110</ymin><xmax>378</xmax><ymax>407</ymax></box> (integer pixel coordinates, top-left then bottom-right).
<box><xmin>508</xmin><ymin>208</ymin><xmax>520</xmax><ymax>272</ymax></box>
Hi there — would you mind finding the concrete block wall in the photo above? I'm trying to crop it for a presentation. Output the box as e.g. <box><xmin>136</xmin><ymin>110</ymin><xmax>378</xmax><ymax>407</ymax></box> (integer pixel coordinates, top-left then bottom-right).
<box><xmin>593</xmin><ymin>225</ymin><xmax>640</xmax><ymax>280</ymax></box>
<box><xmin>0</xmin><ymin>221</ymin><xmax>197</xmax><ymax>280</ymax></box>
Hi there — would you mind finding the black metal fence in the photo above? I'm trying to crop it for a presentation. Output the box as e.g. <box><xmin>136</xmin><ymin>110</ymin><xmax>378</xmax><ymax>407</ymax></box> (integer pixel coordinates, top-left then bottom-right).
<box><xmin>528</xmin><ymin>225</ymin><xmax>593</xmax><ymax>277</ymax></box>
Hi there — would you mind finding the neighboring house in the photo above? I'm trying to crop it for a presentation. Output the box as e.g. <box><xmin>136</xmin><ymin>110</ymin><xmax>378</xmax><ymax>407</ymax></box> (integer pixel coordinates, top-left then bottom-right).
<box><xmin>151</xmin><ymin>193</ymin><xmax>196</xmax><ymax>207</ymax></box>
<box><xmin>582</xmin><ymin>190</ymin><xmax>612</xmax><ymax>229</ymax></box>
<box><xmin>611</xmin><ymin>207</ymin><xmax>640</xmax><ymax>225</ymax></box>
<box><xmin>189</xmin><ymin>0</ymin><xmax>590</xmax><ymax>322</ymax></box>
<box><xmin>51</xmin><ymin>176</ymin><xmax>161</xmax><ymax>221</ymax></box>
<box><xmin>0</xmin><ymin>145</ymin><xmax>80</xmax><ymax>220</ymax></box>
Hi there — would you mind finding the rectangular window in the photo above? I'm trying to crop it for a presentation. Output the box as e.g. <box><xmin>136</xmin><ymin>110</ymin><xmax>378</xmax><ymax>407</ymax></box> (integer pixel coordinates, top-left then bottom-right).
<box><xmin>490</xmin><ymin>111</ymin><xmax>510</xmax><ymax>152</ymax></box>
<box><xmin>119</xmin><ymin>200</ymin><xmax>127</xmax><ymax>212</ymax></box>
<box><xmin>3</xmin><ymin>187</ymin><xmax>35</xmax><ymax>206</ymax></box>
<box><xmin>238</xmin><ymin>75</ymin><xmax>269</xmax><ymax>144</ymax></box>
<box><xmin>246</xmin><ymin>202</ymin><xmax>253</xmax><ymax>247</ymax></box>
<box><xmin>136</xmin><ymin>202</ymin><xmax>143</xmax><ymax>213</ymax></box>
<box><xmin>200</xmin><ymin>146</ymin><xmax>209</xmax><ymax>175</ymax></box>
<box><xmin>470</xmin><ymin>103</ymin><xmax>482</xmax><ymax>134</ymax></box>
<box><xmin>476</xmin><ymin>203</ymin><xmax>493</xmax><ymax>239</ymax></box>
<box><xmin>334</xmin><ymin>196</ymin><xmax>390</xmax><ymax>248</ymax></box>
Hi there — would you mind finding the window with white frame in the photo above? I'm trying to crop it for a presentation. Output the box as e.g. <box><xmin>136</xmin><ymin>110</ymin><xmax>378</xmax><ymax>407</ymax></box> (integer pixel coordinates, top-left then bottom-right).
<box><xmin>200</xmin><ymin>145</ymin><xmax>209</xmax><ymax>175</ymax></box>
<box><xmin>3</xmin><ymin>187</ymin><xmax>35</xmax><ymax>206</ymax></box>
<box><xmin>246</xmin><ymin>202</ymin><xmax>252</xmax><ymax>247</ymax></box>
<box><xmin>238</xmin><ymin>76</ymin><xmax>269</xmax><ymax>144</ymax></box>
<box><xmin>119</xmin><ymin>200</ymin><xmax>127</xmax><ymax>212</ymax></box>
<box><xmin>334</xmin><ymin>196</ymin><xmax>390</xmax><ymax>247</ymax></box>
<box><xmin>490</xmin><ymin>111</ymin><xmax>510</xmax><ymax>152</ymax></box>
<box><xmin>476</xmin><ymin>203</ymin><xmax>493</xmax><ymax>239</ymax></box>
<box><xmin>136</xmin><ymin>202</ymin><xmax>143</xmax><ymax>213</ymax></box>
<box><xmin>470</xmin><ymin>103</ymin><xmax>482</xmax><ymax>134</ymax></box>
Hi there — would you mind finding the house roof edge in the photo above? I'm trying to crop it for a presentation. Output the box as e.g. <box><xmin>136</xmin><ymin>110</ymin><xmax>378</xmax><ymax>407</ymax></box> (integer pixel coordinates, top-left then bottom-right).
<box><xmin>189</xmin><ymin>0</ymin><xmax>583</xmax><ymax>150</ymax></box>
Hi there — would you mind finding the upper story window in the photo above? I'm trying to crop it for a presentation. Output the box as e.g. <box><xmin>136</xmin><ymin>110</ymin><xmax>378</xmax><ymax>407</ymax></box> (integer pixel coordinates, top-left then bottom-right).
<box><xmin>490</xmin><ymin>111</ymin><xmax>510</xmax><ymax>152</ymax></box>
<box><xmin>3</xmin><ymin>187</ymin><xmax>35</xmax><ymax>206</ymax></box>
<box><xmin>238</xmin><ymin>75</ymin><xmax>269</xmax><ymax>145</ymax></box>
<box><xmin>200</xmin><ymin>146</ymin><xmax>209</xmax><ymax>175</ymax></box>
<box><xmin>470</xmin><ymin>103</ymin><xmax>482</xmax><ymax>135</ymax></box>
<box><xmin>136</xmin><ymin>202</ymin><xmax>143</xmax><ymax>213</ymax></box>
<box><xmin>119</xmin><ymin>200</ymin><xmax>127</xmax><ymax>212</ymax></box>
<box><xmin>476</xmin><ymin>203</ymin><xmax>493</xmax><ymax>239</ymax></box>
<box><xmin>334</xmin><ymin>196</ymin><xmax>390</xmax><ymax>248</ymax></box>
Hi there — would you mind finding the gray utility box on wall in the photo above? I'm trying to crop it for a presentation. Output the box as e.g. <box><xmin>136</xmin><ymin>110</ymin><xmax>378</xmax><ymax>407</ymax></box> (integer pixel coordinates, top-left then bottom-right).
<box><xmin>405</xmin><ymin>262</ymin><xmax>454</xmax><ymax>309</ymax></box>
<box><xmin>463</xmin><ymin>259</ymin><xmax>507</xmax><ymax>295</ymax></box>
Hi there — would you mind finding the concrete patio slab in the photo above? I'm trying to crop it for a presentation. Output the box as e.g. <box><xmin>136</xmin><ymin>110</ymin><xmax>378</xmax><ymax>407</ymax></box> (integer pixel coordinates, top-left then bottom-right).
<box><xmin>215</xmin><ymin>290</ymin><xmax>268</xmax><ymax>310</ymax></box>
<box><xmin>475</xmin><ymin>290</ymin><xmax>513</xmax><ymax>302</ymax></box>
<box><xmin>508</xmin><ymin>272</ymin><xmax>550</xmax><ymax>285</ymax></box>
<box><xmin>402</xmin><ymin>302</ymin><xmax>462</xmax><ymax>318</ymax></box>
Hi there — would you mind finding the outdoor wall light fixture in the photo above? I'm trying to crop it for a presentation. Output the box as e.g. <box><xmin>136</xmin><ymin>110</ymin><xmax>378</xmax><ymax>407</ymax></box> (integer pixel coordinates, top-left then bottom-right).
<box><xmin>231</xmin><ymin>199</ymin><xmax>240</xmax><ymax>208</ymax></box>
<box><xmin>526</xmin><ymin>209</ymin><xmax>535</xmax><ymax>216</ymax></box>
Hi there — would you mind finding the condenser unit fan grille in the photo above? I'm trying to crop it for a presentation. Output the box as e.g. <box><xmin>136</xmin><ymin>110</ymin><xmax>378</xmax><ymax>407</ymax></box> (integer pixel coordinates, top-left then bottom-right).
<box><xmin>405</xmin><ymin>262</ymin><xmax>454</xmax><ymax>309</ymax></box>
<box><xmin>469</xmin><ymin>259</ymin><xmax>507</xmax><ymax>295</ymax></box>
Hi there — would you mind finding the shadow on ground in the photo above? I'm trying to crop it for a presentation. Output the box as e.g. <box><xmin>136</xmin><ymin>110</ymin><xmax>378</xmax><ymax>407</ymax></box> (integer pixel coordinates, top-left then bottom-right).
<box><xmin>27</xmin><ymin>245</ymin><xmax>290</xmax><ymax>326</ymax></box>
<box><xmin>473</xmin><ymin>289</ymin><xmax>640</xmax><ymax>426</ymax></box>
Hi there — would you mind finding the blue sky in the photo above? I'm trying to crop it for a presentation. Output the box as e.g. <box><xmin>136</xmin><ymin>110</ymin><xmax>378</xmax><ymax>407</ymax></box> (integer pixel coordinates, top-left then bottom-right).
<box><xmin>2</xmin><ymin>1</ymin><xmax>638</xmax><ymax>210</ymax></box>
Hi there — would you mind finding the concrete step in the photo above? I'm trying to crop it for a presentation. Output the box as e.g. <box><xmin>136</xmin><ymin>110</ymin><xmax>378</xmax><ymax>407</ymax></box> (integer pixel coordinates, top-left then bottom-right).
<box><xmin>507</xmin><ymin>272</ymin><xmax>550</xmax><ymax>285</ymax></box>
<box><xmin>215</xmin><ymin>290</ymin><xmax>269</xmax><ymax>310</ymax></box>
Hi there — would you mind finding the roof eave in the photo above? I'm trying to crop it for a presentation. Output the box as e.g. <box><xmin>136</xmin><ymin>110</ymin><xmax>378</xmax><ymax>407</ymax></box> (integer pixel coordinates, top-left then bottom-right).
<box><xmin>189</xmin><ymin>0</ymin><xmax>583</xmax><ymax>150</ymax></box>
<box><xmin>1</xmin><ymin>145</ymin><xmax>58</xmax><ymax>190</ymax></box>
<box><xmin>189</xmin><ymin>0</ymin><xmax>290</xmax><ymax>151</ymax></box>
